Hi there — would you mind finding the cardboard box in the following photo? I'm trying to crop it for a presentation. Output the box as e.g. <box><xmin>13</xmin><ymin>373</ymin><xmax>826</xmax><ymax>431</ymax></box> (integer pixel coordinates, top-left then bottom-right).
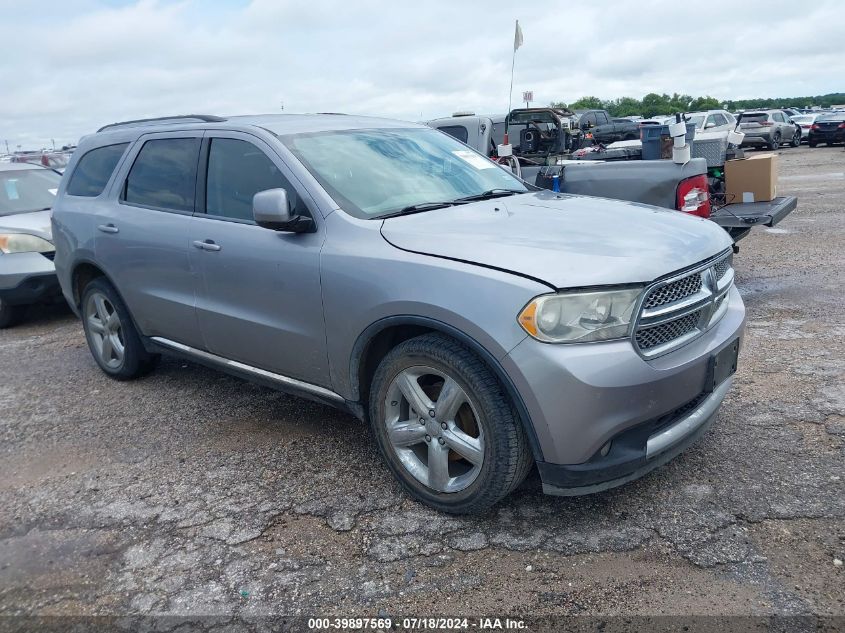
<box><xmin>725</xmin><ymin>153</ymin><xmax>778</xmax><ymax>204</ymax></box>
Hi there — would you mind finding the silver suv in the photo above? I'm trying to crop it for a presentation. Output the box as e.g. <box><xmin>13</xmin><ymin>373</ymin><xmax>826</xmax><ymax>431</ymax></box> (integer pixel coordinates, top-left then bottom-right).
<box><xmin>739</xmin><ymin>110</ymin><xmax>801</xmax><ymax>150</ymax></box>
<box><xmin>52</xmin><ymin>114</ymin><xmax>746</xmax><ymax>513</ymax></box>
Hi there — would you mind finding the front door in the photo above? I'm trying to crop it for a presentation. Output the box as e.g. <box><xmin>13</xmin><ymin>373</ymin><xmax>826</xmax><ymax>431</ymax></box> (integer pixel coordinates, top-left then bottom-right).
<box><xmin>189</xmin><ymin>132</ymin><xmax>330</xmax><ymax>387</ymax></box>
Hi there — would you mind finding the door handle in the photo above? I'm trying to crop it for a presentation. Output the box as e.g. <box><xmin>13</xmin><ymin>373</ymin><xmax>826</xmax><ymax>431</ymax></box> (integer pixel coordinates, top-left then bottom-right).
<box><xmin>97</xmin><ymin>224</ymin><xmax>119</xmax><ymax>234</ymax></box>
<box><xmin>192</xmin><ymin>239</ymin><xmax>221</xmax><ymax>252</ymax></box>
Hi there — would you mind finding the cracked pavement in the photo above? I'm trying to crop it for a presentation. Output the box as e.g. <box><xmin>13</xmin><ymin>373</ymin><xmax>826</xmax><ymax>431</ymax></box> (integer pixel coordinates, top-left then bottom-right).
<box><xmin>0</xmin><ymin>146</ymin><xmax>843</xmax><ymax>620</ymax></box>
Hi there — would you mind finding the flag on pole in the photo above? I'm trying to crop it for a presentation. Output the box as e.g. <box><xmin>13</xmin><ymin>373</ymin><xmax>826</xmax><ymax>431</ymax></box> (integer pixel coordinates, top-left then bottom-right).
<box><xmin>514</xmin><ymin>20</ymin><xmax>523</xmax><ymax>51</ymax></box>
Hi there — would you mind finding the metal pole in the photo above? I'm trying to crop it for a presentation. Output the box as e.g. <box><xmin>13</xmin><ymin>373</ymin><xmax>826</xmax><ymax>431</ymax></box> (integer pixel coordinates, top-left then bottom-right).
<box><xmin>506</xmin><ymin>44</ymin><xmax>516</xmax><ymax>142</ymax></box>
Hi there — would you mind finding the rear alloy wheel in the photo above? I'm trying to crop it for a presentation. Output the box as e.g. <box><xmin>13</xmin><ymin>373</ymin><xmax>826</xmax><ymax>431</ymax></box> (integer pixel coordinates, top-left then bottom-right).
<box><xmin>0</xmin><ymin>298</ymin><xmax>24</xmax><ymax>329</ymax></box>
<box><xmin>790</xmin><ymin>130</ymin><xmax>801</xmax><ymax>147</ymax></box>
<box><xmin>369</xmin><ymin>333</ymin><xmax>533</xmax><ymax>514</ymax></box>
<box><xmin>768</xmin><ymin>132</ymin><xmax>781</xmax><ymax>150</ymax></box>
<box><xmin>81</xmin><ymin>278</ymin><xmax>158</xmax><ymax>380</ymax></box>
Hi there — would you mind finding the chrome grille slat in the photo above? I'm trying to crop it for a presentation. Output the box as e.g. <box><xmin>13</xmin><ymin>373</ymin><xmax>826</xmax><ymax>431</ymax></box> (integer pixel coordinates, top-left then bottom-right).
<box><xmin>634</xmin><ymin>251</ymin><xmax>734</xmax><ymax>358</ymax></box>
<box><xmin>636</xmin><ymin>309</ymin><xmax>704</xmax><ymax>349</ymax></box>
<box><xmin>643</xmin><ymin>274</ymin><xmax>702</xmax><ymax>309</ymax></box>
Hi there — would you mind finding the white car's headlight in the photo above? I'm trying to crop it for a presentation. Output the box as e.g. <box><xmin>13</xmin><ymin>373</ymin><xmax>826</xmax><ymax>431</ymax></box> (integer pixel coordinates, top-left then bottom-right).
<box><xmin>518</xmin><ymin>288</ymin><xmax>642</xmax><ymax>343</ymax></box>
<box><xmin>0</xmin><ymin>233</ymin><xmax>54</xmax><ymax>254</ymax></box>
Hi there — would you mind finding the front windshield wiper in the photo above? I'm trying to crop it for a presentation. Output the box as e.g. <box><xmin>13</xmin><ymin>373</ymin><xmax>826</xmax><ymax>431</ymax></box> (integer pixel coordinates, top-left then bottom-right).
<box><xmin>451</xmin><ymin>189</ymin><xmax>525</xmax><ymax>203</ymax></box>
<box><xmin>376</xmin><ymin>201</ymin><xmax>461</xmax><ymax>219</ymax></box>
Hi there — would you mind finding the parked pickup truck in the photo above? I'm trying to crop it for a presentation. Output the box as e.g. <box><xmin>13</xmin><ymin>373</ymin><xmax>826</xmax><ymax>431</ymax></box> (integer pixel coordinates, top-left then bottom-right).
<box><xmin>591</xmin><ymin>118</ymin><xmax>642</xmax><ymax>144</ymax></box>
<box><xmin>427</xmin><ymin>109</ymin><xmax>797</xmax><ymax>243</ymax></box>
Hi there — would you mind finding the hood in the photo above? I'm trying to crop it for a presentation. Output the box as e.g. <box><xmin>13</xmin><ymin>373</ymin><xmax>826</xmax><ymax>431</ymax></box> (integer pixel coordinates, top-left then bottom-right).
<box><xmin>0</xmin><ymin>209</ymin><xmax>53</xmax><ymax>242</ymax></box>
<box><xmin>380</xmin><ymin>191</ymin><xmax>732</xmax><ymax>288</ymax></box>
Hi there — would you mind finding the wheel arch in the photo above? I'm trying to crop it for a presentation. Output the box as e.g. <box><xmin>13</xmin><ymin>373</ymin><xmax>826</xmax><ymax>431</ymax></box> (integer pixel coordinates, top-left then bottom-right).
<box><xmin>350</xmin><ymin>315</ymin><xmax>545</xmax><ymax>461</ymax></box>
<box><xmin>70</xmin><ymin>259</ymin><xmax>109</xmax><ymax>309</ymax></box>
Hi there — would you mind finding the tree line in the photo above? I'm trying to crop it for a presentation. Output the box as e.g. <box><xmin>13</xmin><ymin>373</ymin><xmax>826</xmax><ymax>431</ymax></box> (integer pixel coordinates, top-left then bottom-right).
<box><xmin>549</xmin><ymin>92</ymin><xmax>845</xmax><ymax>118</ymax></box>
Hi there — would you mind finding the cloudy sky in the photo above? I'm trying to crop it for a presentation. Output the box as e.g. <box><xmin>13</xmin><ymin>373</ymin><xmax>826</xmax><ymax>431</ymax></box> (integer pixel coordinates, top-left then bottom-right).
<box><xmin>2</xmin><ymin>0</ymin><xmax>843</xmax><ymax>149</ymax></box>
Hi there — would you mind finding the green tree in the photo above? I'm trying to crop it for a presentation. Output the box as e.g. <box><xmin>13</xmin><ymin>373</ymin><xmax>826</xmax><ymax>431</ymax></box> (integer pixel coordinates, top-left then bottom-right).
<box><xmin>568</xmin><ymin>96</ymin><xmax>606</xmax><ymax>111</ymax></box>
<box><xmin>641</xmin><ymin>93</ymin><xmax>670</xmax><ymax>117</ymax></box>
<box><xmin>606</xmin><ymin>96</ymin><xmax>643</xmax><ymax>117</ymax></box>
<box><xmin>689</xmin><ymin>95</ymin><xmax>721</xmax><ymax>111</ymax></box>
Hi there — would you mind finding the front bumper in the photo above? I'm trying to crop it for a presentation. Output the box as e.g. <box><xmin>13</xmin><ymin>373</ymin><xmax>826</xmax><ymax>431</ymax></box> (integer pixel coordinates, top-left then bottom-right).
<box><xmin>0</xmin><ymin>252</ymin><xmax>60</xmax><ymax>305</ymax></box>
<box><xmin>503</xmin><ymin>285</ymin><xmax>745</xmax><ymax>490</ymax></box>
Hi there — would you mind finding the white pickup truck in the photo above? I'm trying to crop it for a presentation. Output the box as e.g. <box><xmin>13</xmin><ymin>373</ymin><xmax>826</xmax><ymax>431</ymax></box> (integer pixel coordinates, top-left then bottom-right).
<box><xmin>428</xmin><ymin>108</ymin><xmax>797</xmax><ymax>243</ymax></box>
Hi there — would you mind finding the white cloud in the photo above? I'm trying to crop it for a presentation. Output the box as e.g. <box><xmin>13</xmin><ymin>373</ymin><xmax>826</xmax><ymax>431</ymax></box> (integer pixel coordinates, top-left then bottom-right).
<box><xmin>1</xmin><ymin>0</ymin><xmax>842</xmax><ymax>149</ymax></box>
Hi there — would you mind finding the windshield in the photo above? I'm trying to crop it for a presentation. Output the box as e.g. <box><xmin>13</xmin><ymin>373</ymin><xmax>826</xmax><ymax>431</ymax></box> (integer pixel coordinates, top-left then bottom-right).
<box><xmin>279</xmin><ymin>127</ymin><xmax>528</xmax><ymax>219</ymax></box>
<box><xmin>0</xmin><ymin>168</ymin><xmax>61</xmax><ymax>216</ymax></box>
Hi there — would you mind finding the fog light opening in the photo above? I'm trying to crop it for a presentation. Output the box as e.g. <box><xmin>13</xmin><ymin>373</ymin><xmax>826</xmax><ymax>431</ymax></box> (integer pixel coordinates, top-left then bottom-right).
<box><xmin>599</xmin><ymin>441</ymin><xmax>612</xmax><ymax>457</ymax></box>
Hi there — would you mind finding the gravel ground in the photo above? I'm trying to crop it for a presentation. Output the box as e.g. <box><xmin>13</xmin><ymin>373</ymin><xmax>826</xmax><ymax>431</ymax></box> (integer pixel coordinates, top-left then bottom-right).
<box><xmin>1</xmin><ymin>146</ymin><xmax>843</xmax><ymax>625</ymax></box>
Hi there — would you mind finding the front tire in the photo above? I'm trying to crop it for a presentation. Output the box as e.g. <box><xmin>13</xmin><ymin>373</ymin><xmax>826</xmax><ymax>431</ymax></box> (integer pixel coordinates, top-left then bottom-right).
<box><xmin>369</xmin><ymin>333</ymin><xmax>533</xmax><ymax>514</ymax></box>
<box><xmin>790</xmin><ymin>131</ymin><xmax>801</xmax><ymax>147</ymax></box>
<box><xmin>0</xmin><ymin>298</ymin><xmax>23</xmax><ymax>329</ymax></box>
<box><xmin>81</xmin><ymin>278</ymin><xmax>158</xmax><ymax>380</ymax></box>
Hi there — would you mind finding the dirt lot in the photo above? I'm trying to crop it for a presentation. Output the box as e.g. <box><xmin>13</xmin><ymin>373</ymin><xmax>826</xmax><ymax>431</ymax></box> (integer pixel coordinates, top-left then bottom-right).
<box><xmin>1</xmin><ymin>146</ymin><xmax>843</xmax><ymax>626</ymax></box>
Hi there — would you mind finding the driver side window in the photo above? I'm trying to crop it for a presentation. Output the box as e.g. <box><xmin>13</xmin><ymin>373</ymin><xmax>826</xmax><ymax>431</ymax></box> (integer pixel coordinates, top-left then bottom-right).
<box><xmin>205</xmin><ymin>138</ymin><xmax>305</xmax><ymax>222</ymax></box>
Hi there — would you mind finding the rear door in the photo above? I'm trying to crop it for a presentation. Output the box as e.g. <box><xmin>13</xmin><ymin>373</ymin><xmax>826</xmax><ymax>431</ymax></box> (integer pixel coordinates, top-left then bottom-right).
<box><xmin>189</xmin><ymin>131</ymin><xmax>330</xmax><ymax>386</ymax></box>
<box><xmin>95</xmin><ymin>132</ymin><xmax>204</xmax><ymax>347</ymax></box>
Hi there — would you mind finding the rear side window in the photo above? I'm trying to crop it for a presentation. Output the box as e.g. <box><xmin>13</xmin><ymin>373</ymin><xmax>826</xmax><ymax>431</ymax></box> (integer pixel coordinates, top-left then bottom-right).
<box><xmin>205</xmin><ymin>138</ymin><xmax>303</xmax><ymax>222</ymax></box>
<box><xmin>436</xmin><ymin>125</ymin><xmax>469</xmax><ymax>143</ymax></box>
<box><xmin>66</xmin><ymin>143</ymin><xmax>128</xmax><ymax>197</ymax></box>
<box><xmin>123</xmin><ymin>138</ymin><xmax>200</xmax><ymax>212</ymax></box>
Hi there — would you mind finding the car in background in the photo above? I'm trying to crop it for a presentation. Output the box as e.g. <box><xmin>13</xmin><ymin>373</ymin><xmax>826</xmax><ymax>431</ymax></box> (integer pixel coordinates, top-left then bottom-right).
<box><xmin>807</xmin><ymin>113</ymin><xmax>845</xmax><ymax>147</ymax></box>
<box><xmin>738</xmin><ymin>110</ymin><xmax>801</xmax><ymax>150</ymax></box>
<box><xmin>591</xmin><ymin>118</ymin><xmax>641</xmax><ymax>144</ymax></box>
<box><xmin>0</xmin><ymin>163</ymin><xmax>62</xmax><ymax>327</ymax></box>
<box><xmin>683</xmin><ymin>110</ymin><xmax>737</xmax><ymax>133</ymax></box>
<box><xmin>791</xmin><ymin>113</ymin><xmax>821</xmax><ymax>142</ymax></box>
<box><xmin>11</xmin><ymin>151</ymin><xmax>72</xmax><ymax>173</ymax></box>
<box><xmin>573</xmin><ymin>109</ymin><xmax>612</xmax><ymax>144</ymax></box>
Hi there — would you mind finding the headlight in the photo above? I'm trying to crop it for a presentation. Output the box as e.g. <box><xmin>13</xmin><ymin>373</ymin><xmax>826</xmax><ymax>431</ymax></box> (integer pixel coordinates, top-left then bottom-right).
<box><xmin>518</xmin><ymin>288</ymin><xmax>642</xmax><ymax>343</ymax></box>
<box><xmin>0</xmin><ymin>233</ymin><xmax>54</xmax><ymax>254</ymax></box>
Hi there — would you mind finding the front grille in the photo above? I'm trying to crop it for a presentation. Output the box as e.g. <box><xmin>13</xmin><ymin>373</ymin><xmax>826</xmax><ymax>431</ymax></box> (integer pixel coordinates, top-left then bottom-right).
<box><xmin>636</xmin><ymin>309</ymin><xmax>702</xmax><ymax>350</ymax></box>
<box><xmin>634</xmin><ymin>251</ymin><xmax>733</xmax><ymax>357</ymax></box>
<box><xmin>643</xmin><ymin>273</ymin><xmax>702</xmax><ymax>309</ymax></box>
<box><xmin>713</xmin><ymin>257</ymin><xmax>730</xmax><ymax>280</ymax></box>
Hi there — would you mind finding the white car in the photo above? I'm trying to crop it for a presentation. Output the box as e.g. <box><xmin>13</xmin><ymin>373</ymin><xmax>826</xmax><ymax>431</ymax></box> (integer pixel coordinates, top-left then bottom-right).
<box><xmin>790</xmin><ymin>113</ymin><xmax>820</xmax><ymax>142</ymax></box>
<box><xmin>683</xmin><ymin>110</ymin><xmax>737</xmax><ymax>133</ymax></box>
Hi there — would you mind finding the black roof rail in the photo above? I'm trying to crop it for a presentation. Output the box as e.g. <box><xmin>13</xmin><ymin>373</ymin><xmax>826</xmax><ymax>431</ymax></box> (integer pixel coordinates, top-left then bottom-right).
<box><xmin>97</xmin><ymin>114</ymin><xmax>226</xmax><ymax>133</ymax></box>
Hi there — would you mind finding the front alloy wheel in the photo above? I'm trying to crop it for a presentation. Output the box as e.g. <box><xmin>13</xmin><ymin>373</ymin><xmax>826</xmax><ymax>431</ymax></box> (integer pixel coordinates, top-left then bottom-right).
<box><xmin>369</xmin><ymin>333</ymin><xmax>533</xmax><ymax>514</ymax></box>
<box><xmin>384</xmin><ymin>366</ymin><xmax>484</xmax><ymax>493</ymax></box>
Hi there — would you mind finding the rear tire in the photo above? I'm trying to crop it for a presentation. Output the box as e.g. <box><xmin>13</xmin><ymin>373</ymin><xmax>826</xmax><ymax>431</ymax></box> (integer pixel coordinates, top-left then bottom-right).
<box><xmin>369</xmin><ymin>333</ymin><xmax>533</xmax><ymax>514</ymax></box>
<box><xmin>80</xmin><ymin>278</ymin><xmax>158</xmax><ymax>380</ymax></box>
<box><xmin>768</xmin><ymin>133</ymin><xmax>781</xmax><ymax>150</ymax></box>
<box><xmin>808</xmin><ymin>140</ymin><xmax>817</xmax><ymax>148</ymax></box>
<box><xmin>0</xmin><ymin>298</ymin><xmax>24</xmax><ymax>329</ymax></box>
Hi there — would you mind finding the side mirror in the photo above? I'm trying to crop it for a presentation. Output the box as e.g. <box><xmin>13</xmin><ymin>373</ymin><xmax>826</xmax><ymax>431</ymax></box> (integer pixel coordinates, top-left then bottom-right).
<box><xmin>705</xmin><ymin>122</ymin><xmax>716</xmax><ymax>129</ymax></box>
<box><xmin>253</xmin><ymin>188</ymin><xmax>313</xmax><ymax>233</ymax></box>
